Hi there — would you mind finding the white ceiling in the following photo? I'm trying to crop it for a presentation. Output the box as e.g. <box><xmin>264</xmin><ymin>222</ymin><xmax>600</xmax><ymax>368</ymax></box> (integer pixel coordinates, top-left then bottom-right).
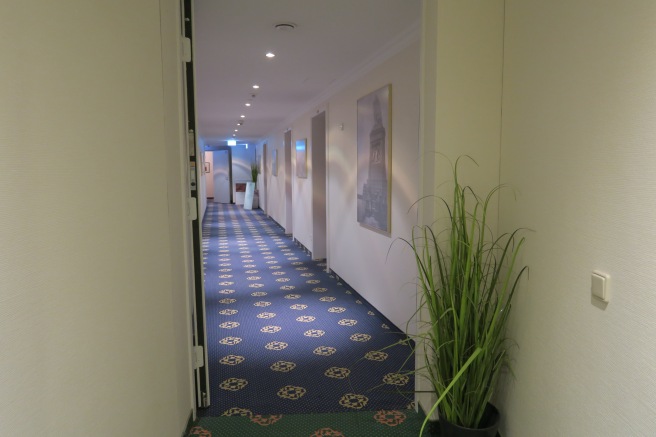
<box><xmin>193</xmin><ymin>0</ymin><xmax>420</xmax><ymax>148</ymax></box>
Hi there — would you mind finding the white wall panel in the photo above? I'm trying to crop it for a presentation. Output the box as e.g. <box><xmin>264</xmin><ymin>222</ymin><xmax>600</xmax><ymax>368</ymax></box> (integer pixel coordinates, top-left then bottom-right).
<box><xmin>0</xmin><ymin>1</ymin><xmax>192</xmax><ymax>435</ymax></box>
<box><xmin>497</xmin><ymin>1</ymin><xmax>656</xmax><ymax>435</ymax></box>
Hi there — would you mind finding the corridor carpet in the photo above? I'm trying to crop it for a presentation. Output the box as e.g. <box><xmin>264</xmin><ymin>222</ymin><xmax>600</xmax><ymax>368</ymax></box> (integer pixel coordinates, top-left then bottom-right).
<box><xmin>188</xmin><ymin>409</ymin><xmax>431</xmax><ymax>436</ymax></box>
<box><xmin>199</xmin><ymin>203</ymin><xmax>414</xmax><ymax>418</ymax></box>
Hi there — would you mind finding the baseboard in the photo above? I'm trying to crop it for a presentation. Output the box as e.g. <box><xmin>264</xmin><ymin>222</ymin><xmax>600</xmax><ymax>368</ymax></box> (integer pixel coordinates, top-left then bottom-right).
<box><xmin>293</xmin><ymin>237</ymin><xmax>311</xmax><ymax>256</ymax></box>
<box><xmin>182</xmin><ymin>409</ymin><xmax>194</xmax><ymax>437</ymax></box>
<box><xmin>327</xmin><ymin>268</ymin><xmax>414</xmax><ymax>346</ymax></box>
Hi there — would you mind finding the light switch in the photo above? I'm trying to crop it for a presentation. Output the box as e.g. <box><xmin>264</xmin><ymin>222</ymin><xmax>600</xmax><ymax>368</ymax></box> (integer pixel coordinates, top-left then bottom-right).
<box><xmin>591</xmin><ymin>272</ymin><xmax>609</xmax><ymax>302</ymax></box>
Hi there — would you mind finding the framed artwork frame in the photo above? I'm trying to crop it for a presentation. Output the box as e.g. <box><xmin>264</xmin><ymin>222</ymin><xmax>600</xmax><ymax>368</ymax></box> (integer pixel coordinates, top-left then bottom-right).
<box><xmin>296</xmin><ymin>139</ymin><xmax>307</xmax><ymax>178</ymax></box>
<box><xmin>272</xmin><ymin>149</ymin><xmax>278</xmax><ymax>176</ymax></box>
<box><xmin>356</xmin><ymin>84</ymin><xmax>392</xmax><ymax>235</ymax></box>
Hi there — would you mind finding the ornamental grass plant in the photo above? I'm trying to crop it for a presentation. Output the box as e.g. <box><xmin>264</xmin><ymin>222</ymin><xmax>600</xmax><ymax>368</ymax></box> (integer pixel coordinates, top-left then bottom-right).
<box><xmin>403</xmin><ymin>157</ymin><xmax>527</xmax><ymax>435</ymax></box>
<box><xmin>251</xmin><ymin>162</ymin><xmax>260</xmax><ymax>183</ymax></box>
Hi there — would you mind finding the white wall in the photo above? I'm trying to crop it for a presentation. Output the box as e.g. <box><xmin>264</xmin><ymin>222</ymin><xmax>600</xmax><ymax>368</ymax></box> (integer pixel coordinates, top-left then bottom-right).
<box><xmin>326</xmin><ymin>43</ymin><xmax>421</xmax><ymax>332</ymax></box>
<box><xmin>0</xmin><ymin>1</ymin><xmax>193</xmax><ymax>436</ymax></box>
<box><xmin>263</xmin><ymin>42</ymin><xmax>421</xmax><ymax>332</ymax></box>
<box><xmin>231</xmin><ymin>144</ymin><xmax>255</xmax><ymax>183</ymax></box>
<box><xmin>433</xmin><ymin>1</ymin><xmax>504</xmax><ymax>203</ymax></box>
<box><xmin>418</xmin><ymin>0</ymin><xmax>505</xmax><ymax>416</ymax></box>
<box><xmin>496</xmin><ymin>1</ymin><xmax>656</xmax><ymax>435</ymax></box>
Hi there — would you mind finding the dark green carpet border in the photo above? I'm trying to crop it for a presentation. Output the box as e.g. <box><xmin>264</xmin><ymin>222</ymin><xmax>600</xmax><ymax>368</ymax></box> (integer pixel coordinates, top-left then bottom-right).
<box><xmin>188</xmin><ymin>409</ymin><xmax>432</xmax><ymax>436</ymax></box>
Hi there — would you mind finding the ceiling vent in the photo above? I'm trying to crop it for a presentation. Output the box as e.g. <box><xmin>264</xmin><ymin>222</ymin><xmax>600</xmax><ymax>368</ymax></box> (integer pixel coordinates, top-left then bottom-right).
<box><xmin>274</xmin><ymin>23</ymin><xmax>296</xmax><ymax>31</ymax></box>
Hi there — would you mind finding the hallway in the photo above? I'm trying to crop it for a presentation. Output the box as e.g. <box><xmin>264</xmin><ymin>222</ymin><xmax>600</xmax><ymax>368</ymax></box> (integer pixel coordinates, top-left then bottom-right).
<box><xmin>199</xmin><ymin>204</ymin><xmax>414</xmax><ymax>417</ymax></box>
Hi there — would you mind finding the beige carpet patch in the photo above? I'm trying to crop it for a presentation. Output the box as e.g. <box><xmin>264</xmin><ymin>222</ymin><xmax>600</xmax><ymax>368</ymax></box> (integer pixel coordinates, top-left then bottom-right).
<box><xmin>219</xmin><ymin>321</ymin><xmax>240</xmax><ymax>329</ymax></box>
<box><xmin>383</xmin><ymin>373</ymin><xmax>410</xmax><ymax>386</ymax></box>
<box><xmin>221</xmin><ymin>407</ymin><xmax>252</xmax><ymax>417</ymax></box>
<box><xmin>265</xmin><ymin>341</ymin><xmax>288</xmax><ymax>351</ymax></box>
<box><xmin>304</xmin><ymin>329</ymin><xmax>325</xmax><ymax>338</ymax></box>
<box><xmin>219</xmin><ymin>298</ymin><xmax>236</xmax><ymax>304</ymax></box>
<box><xmin>260</xmin><ymin>325</ymin><xmax>281</xmax><ymax>333</ymax></box>
<box><xmin>219</xmin><ymin>378</ymin><xmax>248</xmax><ymax>391</ymax></box>
<box><xmin>270</xmin><ymin>361</ymin><xmax>296</xmax><ymax>372</ymax></box>
<box><xmin>338</xmin><ymin>393</ymin><xmax>369</xmax><ymax>410</ymax></box>
<box><xmin>313</xmin><ymin>346</ymin><xmax>337</xmax><ymax>356</ymax></box>
<box><xmin>285</xmin><ymin>294</ymin><xmax>301</xmax><ymax>299</ymax></box>
<box><xmin>218</xmin><ymin>309</ymin><xmax>238</xmax><ymax>315</ymax></box>
<box><xmin>219</xmin><ymin>355</ymin><xmax>245</xmax><ymax>366</ymax></box>
<box><xmin>219</xmin><ymin>337</ymin><xmax>242</xmax><ymax>346</ymax></box>
<box><xmin>324</xmin><ymin>367</ymin><xmax>351</xmax><ymax>379</ymax></box>
<box><xmin>277</xmin><ymin>385</ymin><xmax>307</xmax><ymax>400</ymax></box>
<box><xmin>364</xmin><ymin>351</ymin><xmax>388</xmax><ymax>361</ymax></box>
<box><xmin>338</xmin><ymin>319</ymin><xmax>357</xmax><ymax>326</ymax></box>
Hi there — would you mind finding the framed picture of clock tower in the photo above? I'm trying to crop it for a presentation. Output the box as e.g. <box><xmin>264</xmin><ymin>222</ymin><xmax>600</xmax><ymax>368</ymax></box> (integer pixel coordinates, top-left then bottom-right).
<box><xmin>356</xmin><ymin>84</ymin><xmax>391</xmax><ymax>235</ymax></box>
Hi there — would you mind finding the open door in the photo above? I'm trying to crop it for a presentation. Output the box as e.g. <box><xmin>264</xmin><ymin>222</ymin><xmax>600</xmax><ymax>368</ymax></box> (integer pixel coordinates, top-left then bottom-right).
<box><xmin>260</xmin><ymin>143</ymin><xmax>267</xmax><ymax>213</ymax></box>
<box><xmin>183</xmin><ymin>0</ymin><xmax>210</xmax><ymax>410</ymax></box>
<box><xmin>284</xmin><ymin>130</ymin><xmax>293</xmax><ymax>234</ymax></box>
<box><xmin>311</xmin><ymin>111</ymin><xmax>327</xmax><ymax>260</ymax></box>
<box><xmin>213</xmin><ymin>149</ymin><xmax>231</xmax><ymax>204</ymax></box>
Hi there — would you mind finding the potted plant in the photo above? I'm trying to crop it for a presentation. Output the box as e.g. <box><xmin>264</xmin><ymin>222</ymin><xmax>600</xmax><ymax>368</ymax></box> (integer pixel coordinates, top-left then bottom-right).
<box><xmin>405</xmin><ymin>157</ymin><xmax>527</xmax><ymax>437</ymax></box>
<box><xmin>250</xmin><ymin>162</ymin><xmax>260</xmax><ymax>185</ymax></box>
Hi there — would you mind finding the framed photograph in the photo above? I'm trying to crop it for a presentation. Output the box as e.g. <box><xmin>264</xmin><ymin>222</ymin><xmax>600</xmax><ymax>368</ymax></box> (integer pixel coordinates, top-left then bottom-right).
<box><xmin>357</xmin><ymin>84</ymin><xmax>391</xmax><ymax>235</ymax></box>
<box><xmin>272</xmin><ymin>149</ymin><xmax>278</xmax><ymax>177</ymax></box>
<box><xmin>296</xmin><ymin>139</ymin><xmax>307</xmax><ymax>178</ymax></box>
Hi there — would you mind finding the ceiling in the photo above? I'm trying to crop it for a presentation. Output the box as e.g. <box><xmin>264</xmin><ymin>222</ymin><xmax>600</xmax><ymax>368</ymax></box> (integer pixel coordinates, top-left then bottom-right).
<box><xmin>193</xmin><ymin>0</ymin><xmax>420</xmax><ymax>149</ymax></box>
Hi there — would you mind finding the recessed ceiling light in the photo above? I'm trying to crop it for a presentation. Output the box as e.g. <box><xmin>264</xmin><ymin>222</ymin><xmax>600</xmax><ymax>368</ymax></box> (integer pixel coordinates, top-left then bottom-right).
<box><xmin>252</xmin><ymin>85</ymin><xmax>260</xmax><ymax>89</ymax></box>
<box><xmin>234</xmin><ymin>129</ymin><xmax>238</xmax><ymax>132</ymax></box>
<box><xmin>266</xmin><ymin>52</ymin><xmax>275</xmax><ymax>58</ymax></box>
<box><xmin>240</xmin><ymin>115</ymin><xmax>246</xmax><ymax>118</ymax></box>
<box><xmin>245</xmin><ymin>103</ymin><xmax>251</xmax><ymax>107</ymax></box>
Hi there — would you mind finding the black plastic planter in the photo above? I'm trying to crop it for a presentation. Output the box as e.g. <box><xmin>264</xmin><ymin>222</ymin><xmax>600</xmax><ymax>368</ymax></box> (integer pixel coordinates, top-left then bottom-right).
<box><xmin>436</xmin><ymin>403</ymin><xmax>500</xmax><ymax>437</ymax></box>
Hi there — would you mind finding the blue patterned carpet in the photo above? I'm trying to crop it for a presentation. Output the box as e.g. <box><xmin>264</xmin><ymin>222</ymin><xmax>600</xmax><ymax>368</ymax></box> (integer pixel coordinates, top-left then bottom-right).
<box><xmin>199</xmin><ymin>203</ymin><xmax>414</xmax><ymax>418</ymax></box>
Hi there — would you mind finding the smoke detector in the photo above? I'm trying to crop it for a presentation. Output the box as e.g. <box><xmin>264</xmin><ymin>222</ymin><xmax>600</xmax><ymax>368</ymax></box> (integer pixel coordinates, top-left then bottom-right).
<box><xmin>274</xmin><ymin>23</ymin><xmax>296</xmax><ymax>31</ymax></box>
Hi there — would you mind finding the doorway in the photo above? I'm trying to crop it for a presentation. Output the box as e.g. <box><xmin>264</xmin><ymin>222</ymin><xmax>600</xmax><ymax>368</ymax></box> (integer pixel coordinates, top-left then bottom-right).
<box><xmin>311</xmin><ymin>111</ymin><xmax>327</xmax><ymax>260</ymax></box>
<box><xmin>213</xmin><ymin>149</ymin><xmax>231</xmax><ymax>204</ymax></box>
<box><xmin>261</xmin><ymin>143</ymin><xmax>268</xmax><ymax>213</ymax></box>
<box><xmin>284</xmin><ymin>130</ymin><xmax>293</xmax><ymax>234</ymax></box>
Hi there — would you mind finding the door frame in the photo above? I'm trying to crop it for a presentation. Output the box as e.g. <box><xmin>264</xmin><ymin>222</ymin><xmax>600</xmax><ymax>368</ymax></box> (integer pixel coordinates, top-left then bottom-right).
<box><xmin>311</xmin><ymin>111</ymin><xmax>327</xmax><ymax>261</ymax></box>
<box><xmin>182</xmin><ymin>0</ymin><xmax>210</xmax><ymax>411</ymax></box>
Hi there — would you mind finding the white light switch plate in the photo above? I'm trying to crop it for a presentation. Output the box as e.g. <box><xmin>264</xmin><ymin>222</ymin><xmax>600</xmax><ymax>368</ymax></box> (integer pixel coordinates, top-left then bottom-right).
<box><xmin>591</xmin><ymin>271</ymin><xmax>609</xmax><ymax>302</ymax></box>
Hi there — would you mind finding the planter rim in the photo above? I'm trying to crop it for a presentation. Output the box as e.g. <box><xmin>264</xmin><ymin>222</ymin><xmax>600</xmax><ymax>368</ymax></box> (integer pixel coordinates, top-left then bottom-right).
<box><xmin>439</xmin><ymin>403</ymin><xmax>500</xmax><ymax>435</ymax></box>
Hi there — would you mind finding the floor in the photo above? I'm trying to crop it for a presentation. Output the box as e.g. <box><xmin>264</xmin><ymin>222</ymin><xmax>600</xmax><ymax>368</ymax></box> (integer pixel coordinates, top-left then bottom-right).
<box><xmin>198</xmin><ymin>203</ymin><xmax>415</xmax><ymax>418</ymax></box>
